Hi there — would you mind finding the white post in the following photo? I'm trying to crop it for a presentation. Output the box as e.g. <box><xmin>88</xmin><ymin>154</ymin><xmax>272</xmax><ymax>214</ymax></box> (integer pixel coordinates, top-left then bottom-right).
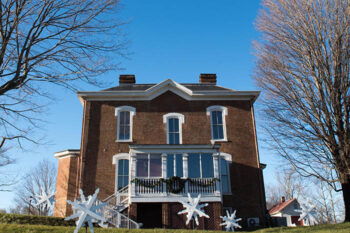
<box><xmin>183</xmin><ymin>153</ymin><xmax>189</xmax><ymax>193</ymax></box>
<box><xmin>213</xmin><ymin>153</ymin><xmax>220</xmax><ymax>195</ymax></box>
<box><xmin>130</xmin><ymin>153</ymin><xmax>137</xmax><ymax>197</ymax></box>
<box><xmin>161</xmin><ymin>153</ymin><xmax>167</xmax><ymax>195</ymax></box>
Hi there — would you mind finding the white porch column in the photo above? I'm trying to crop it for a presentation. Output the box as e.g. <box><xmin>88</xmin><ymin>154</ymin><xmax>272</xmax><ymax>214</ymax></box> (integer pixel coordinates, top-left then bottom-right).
<box><xmin>161</xmin><ymin>153</ymin><xmax>167</xmax><ymax>194</ymax></box>
<box><xmin>182</xmin><ymin>153</ymin><xmax>188</xmax><ymax>178</ymax></box>
<box><xmin>183</xmin><ymin>153</ymin><xmax>189</xmax><ymax>193</ymax></box>
<box><xmin>130</xmin><ymin>153</ymin><xmax>137</xmax><ymax>197</ymax></box>
<box><xmin>213</xmin><ymin>152</ymin><xmax>220</xmax><ymax>194</ymax></box>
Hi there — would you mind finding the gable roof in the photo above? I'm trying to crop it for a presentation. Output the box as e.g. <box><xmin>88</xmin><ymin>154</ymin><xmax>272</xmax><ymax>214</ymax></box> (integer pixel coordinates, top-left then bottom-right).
<box><xmin>103</xmin><ymin>83</ymin><xmax>232</xmax><ymax>92</ymax></box>
<box><xmin>77</xmin><ymin>79</ymin><xmax>260</xmax><ymax>104</ymax></box>
<box><xmin>269</xmin><ymin>198</ymin><xmax>297</xmax><ymax>215</ymax></box>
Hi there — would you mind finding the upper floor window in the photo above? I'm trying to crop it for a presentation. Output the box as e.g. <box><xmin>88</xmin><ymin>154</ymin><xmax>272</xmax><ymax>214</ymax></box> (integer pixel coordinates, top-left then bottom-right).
<box><xmin>188</xmin><ymin>153</ymin><xmax>214</xmax><ymax>178</ymax></box>
<box><xmin>167</xmin><ymin>153</ymin><xmax>183</xmax><ymax>177</ymax></box>
<box><xmin>136</xmin><ymin>153</ymin><xmax>162</xmax><ymax>177</ymax></box>
<box><xmin>206</xmin><ymin>106</ymin><xmax>228</xmax><ymax>142</ymax></box>
<box><xmin>115</xmin><ymin>106</ymin><xmax>136</xmax><ymax>142</ymax></box>
<box><xmin>163</xmin><ymin>113</ymin><xmax>185</xmax><ymax>144</ymax></box>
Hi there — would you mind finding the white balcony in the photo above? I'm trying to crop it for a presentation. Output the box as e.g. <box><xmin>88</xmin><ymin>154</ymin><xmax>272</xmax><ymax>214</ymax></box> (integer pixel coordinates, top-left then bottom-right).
<box><xmin>119</xmin><ymin>144</ymin><xmax>224</xmax><ymax>203</ymax></box>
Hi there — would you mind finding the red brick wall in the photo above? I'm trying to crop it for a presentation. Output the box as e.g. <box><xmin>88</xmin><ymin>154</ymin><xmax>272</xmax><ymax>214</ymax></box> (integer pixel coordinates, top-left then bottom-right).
<box><xmin>53</xmin><ymin>156</ymin><xmax>79</xmax><ymax>217</ymax></box>
<box><xmin>73</xmin><ymin>90</ymin><xmax>266</xmax><ymax>228</ymax></box>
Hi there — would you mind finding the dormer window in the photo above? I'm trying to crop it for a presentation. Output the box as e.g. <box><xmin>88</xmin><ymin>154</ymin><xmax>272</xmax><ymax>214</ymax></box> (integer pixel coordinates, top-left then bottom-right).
<box><xmin>206</xmin><ymin>106</ymin><xmax>228</xmax><ymax>142</ymax></box>
<box><xmin>163</xmin><ymin>113</ymin><xmax>185</xmax><ymax>144</ymax></box>
<box><xmin>115</xmin><ymin>106</ymin><xmax>136</xmax><ymax>142</ymax></box>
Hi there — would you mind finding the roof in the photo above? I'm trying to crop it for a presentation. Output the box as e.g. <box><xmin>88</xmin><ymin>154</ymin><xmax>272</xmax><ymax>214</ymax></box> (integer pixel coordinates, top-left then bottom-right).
<box><xmin>103</xmin><ymin>83</ymin><xmax>232</xmax><ymax>92</ymax></box>
<box><xmin>269</xmin><ymin>198</ymin><xmax>296</xmax><ymax>215</ymax></box>
<box><xmin>77</xmin><ymin>79</ymin><xmax>260</xmax><ymax>104</ymax></box>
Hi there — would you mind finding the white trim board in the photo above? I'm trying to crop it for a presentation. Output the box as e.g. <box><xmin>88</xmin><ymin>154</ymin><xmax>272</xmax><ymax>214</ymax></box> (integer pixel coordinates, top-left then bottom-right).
<box><xmin>130</xmin><ymin>195</ymin><xmax>221</xmax><ymax>203</ymax></box>
<box><xmin>54</xmin><ymin>150</ymin><xmax>80</xmax><ymax>159</ymax></box>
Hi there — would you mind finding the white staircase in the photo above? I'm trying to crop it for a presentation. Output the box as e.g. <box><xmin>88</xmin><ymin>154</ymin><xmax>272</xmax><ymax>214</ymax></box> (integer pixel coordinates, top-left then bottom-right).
<box><xmin>97</xmin><ymin>185</ymin><xmax>141</xmax><ymax>229</ymax></box>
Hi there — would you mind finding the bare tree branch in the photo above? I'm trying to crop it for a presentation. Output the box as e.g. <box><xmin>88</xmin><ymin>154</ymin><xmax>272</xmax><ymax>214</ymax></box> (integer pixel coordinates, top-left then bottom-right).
<box><xmin>254</xmin><ymin>0</ymin><xmax>350</xmax><ymax>222</ymax></box>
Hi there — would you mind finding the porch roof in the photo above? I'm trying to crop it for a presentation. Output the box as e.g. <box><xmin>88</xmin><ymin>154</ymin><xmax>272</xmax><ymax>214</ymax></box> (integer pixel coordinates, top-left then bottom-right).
<box><xmin>129</xmin><ymin>144</ymin><xmax>220</xmax><ymax>154</ymax></box>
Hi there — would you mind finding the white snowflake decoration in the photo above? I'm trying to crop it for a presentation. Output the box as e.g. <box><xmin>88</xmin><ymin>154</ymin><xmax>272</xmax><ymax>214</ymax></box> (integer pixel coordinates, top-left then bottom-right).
<box><xmin>296</xmin><ymin>202</ymin><xmax>318</xmax><ymax>226</ymax></box>
<box><xmin>65</xmin><ymin>188</ymin><xmax>108</xmax><ymax>233</ymax></box>
<box><xmin>34</xmin><ymin>186</ymin><xmax>55</xmax><ymax>213</ymax></box>
<box><xmin>178</xmin><ymin>193</ymin><xmax>209</xmax><ymax>226</ymax></box>
<box><xmin>220</xmin><ymin>210</ymin><xmax>242</xmax><ymax>232</ymax></box>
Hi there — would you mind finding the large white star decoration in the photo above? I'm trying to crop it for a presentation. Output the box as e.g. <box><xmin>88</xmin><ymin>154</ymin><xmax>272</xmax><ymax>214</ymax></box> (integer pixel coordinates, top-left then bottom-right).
<box><xmin>34</xmin><ymin>186</ymin><xmax>55</xmax><ymax>212</ymax></box>
<box><xmin>178</xmin><ymin>193</ymin><xmax>209</xmax><ymax>226</ymax></box>
<box><xmin>296</xmin><ymin>202</ymin><xmax>318</xmax><ymax>226</ymax></box>
<box><xmin>220</xmin><ymin>210</ymin><xmax>242</xmax><ymax>232</ymax></box>
<box><xmin>65</xmin><ymin>188</ymin><xmax>108</xmax><ymax>233</ymax></box>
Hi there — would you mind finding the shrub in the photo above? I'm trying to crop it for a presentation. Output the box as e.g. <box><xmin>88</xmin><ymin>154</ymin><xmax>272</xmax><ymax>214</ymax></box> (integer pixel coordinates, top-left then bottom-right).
<box><xmin>0</xmin><ymin>213</ymin><xmax>75</xmax><ymax>226</ymax></box>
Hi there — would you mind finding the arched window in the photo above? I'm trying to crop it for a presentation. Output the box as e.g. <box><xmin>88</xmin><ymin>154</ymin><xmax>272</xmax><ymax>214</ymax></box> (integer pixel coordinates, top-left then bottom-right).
<box><xmin>163</xmin><ymin>113</ymin><xmax>185</xmax><ymax>144</ymax></box>
<box><xmin>219</xmin><ymin>152</ymin><xmax>232</xmax><ymax>194</ymax></box>
<box><xmin>115</xmin><ymin>106</ymin><xmax>136</xmax><ymax>142</ymax></box>
<box><xmin>112</xmin><ymin>153</ymin><xmax>130</xmax><ymax>191</ymax></box>
<box><xmin>206</xmin><ymin>106</ymin><xmax>228</xmax><ymax>142</ymax></box>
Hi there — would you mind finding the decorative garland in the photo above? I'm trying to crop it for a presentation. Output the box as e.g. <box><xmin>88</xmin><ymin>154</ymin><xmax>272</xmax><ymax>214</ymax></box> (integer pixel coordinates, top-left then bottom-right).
<box><xmin>188</xmin><ymin>177</ymin><xmax>219</xmax><ymax>187</ymax></box>
<box><xmin>131</xmin><ymin>177</ymin><xmax>219</xmax><ymax>194</ymax></box>
<box><xmin>131</xmin><ymin>178</ymin><xmax>164</xmax><ymax>188</ymax></box>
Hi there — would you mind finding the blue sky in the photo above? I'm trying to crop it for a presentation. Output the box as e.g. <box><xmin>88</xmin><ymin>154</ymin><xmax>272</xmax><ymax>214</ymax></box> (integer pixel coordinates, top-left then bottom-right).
<box><xmin>0</xmin><ymin>0</ymin><xmax>282</xmax><ymax>209</ymax></box>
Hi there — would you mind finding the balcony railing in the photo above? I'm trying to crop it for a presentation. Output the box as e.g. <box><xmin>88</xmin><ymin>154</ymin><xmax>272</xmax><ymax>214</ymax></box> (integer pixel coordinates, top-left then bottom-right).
<box><xmin>133</xmin><ymin>177</ymin><xmax>218</xmax><ymax>196</ymax></box>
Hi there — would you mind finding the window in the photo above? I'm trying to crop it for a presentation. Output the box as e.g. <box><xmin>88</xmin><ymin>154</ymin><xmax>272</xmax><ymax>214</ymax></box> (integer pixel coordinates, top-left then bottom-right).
<box><xmin>219</xmin><ymin>152</ymin><xmax>232</xmax><ymax>194</ymax></box>
<box><xmin>167</xmin><ymin>154</ymin><xmax>183</xmax><ymax>177</ymax></box>
<box><xmin>188</xmin><ymin>153</ymin><xmax>214</xmax><ymax>178</ymax></box>
<box><xmin>136</xmin><ymin>154</ymin><xmax>162</xmax><ymax>177</ymax></box>
<box><xmin>163</xmin><ymin>113</ymin><xmax>185</xmax><ymax>144</ymax></box>
<box><xmin>206</xmin><ymin>106</ymin><xmax>228</xmax><ymax>142</ymax></box>
<box><xmin>115</xmin><ymin>106</ymin><xmax>136</xmax><ymax>142</ymax></box>
<box><xmin>220</xmin><ymin>158</ymin><xmax>229</xmax><ymax>193</ymax></box>
<box><xmin>117</xmin><ymin>159</ymin><xmax>129</xmax><ymax>190</ymax></box>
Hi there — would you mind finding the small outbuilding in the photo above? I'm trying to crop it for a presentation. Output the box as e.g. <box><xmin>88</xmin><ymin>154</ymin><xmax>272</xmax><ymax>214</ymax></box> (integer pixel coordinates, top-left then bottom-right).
<box><xmin>269</xmin><ymin>197</ymin><xmax>303</xmax><ymax>227</ymax></box>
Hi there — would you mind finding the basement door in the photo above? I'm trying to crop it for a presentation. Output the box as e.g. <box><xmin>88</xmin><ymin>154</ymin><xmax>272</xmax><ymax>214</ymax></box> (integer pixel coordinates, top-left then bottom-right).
<box><xmin>137</xmin><ymin>203</ymin><xmax>162</xmax><ymax>228</ymax></box>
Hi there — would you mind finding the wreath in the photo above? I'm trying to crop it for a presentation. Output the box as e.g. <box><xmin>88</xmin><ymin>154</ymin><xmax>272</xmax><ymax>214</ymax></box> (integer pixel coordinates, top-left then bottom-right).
<box><xmin>164</xmin><ymin>176</ymin><xmax>187</xmax><ymax>194</ymax></box>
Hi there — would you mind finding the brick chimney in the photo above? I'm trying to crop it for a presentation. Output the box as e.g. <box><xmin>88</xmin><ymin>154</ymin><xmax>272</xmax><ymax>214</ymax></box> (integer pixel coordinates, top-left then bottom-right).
<box><xmin>281</xmin><ymin>196</ymin><xmax>285</xmax><ymax>203</ymax></box>
<box><xmin>119</xmin><ymin>74</ymin><xmax>135</xmax><ymax>85</ymax></box>
<box><xmin>199</xmin><ymin>73</ymin><xmax>216</xmax><ymax>84</ymax></box>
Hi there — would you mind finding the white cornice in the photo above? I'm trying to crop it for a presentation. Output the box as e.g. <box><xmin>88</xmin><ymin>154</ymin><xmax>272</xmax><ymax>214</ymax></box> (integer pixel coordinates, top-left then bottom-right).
<box><xmin>54</xmin><ymin>150</ymin><xmax>80</xmax><ymax>159</ymax></box>
<box><xmin>77</xmin><ymin>79</ymin><xmax>260</xmax><ymax>104</ymax></box>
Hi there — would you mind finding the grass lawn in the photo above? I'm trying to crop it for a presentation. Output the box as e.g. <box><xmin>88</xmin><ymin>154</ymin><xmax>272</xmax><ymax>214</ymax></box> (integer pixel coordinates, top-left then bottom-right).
<box><xmin>0</xmin><ymin>223</ymin><xmax>349</xmax><ymax>233</ymax></box>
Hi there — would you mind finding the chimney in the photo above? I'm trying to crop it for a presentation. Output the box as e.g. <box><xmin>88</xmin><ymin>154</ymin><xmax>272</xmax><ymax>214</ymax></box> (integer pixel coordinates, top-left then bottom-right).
<box><xmin>281</xmin><ymin>196</ymin><xmax>285</xmax><ymax>203</ymax></box>
<box><xmin>119</xmin><ymin>74</ymin><xmax>135</xmax><ymax>85</ymax></box>
<box><xmin>199</xmin><ymin>73</ymin><xmax>216</xmax><ymax>84</ymax></box>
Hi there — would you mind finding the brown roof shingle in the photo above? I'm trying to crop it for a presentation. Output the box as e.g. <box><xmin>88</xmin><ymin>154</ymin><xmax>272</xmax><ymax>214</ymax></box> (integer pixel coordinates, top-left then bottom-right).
<box><xmin>269</xmin><ymin>198</ymin><xmax>296</xmax><ymax>215</ymax></box>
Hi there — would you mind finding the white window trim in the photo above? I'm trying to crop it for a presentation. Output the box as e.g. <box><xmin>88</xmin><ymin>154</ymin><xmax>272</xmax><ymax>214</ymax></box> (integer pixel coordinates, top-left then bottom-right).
<box><xmin>115</xmin><ymin>106</ymin><xmax>136</xmax><ymax>142</ymax></box>
<box><xmin>112</xmin><ymin>153</ymin><xmax>130</xmax><ymax>193</ymax></box>
<box><xmin>206</xmin><ymin>105</ymin><xmax>228</xmax><ymax>143</ymax></box>
<box><xmin>219</xmin><ymin>152</ymin><xmax>232</xmax><ymax>195</ymax></box>
<box><xmin>163</xmin><ymin>113</ymin><xmax>185</xmax><ymax>144</ymax></box>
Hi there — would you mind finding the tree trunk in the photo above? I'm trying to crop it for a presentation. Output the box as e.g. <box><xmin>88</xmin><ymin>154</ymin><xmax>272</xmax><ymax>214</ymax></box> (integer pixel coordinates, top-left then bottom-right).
<box><xmin>341</xmin><ymin>175</ymin><xmax>350</xmax><ymax>222</ymax></box>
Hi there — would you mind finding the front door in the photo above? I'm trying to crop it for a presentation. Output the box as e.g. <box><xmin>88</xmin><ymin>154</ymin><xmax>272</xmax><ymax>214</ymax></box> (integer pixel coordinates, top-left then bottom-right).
<box><xmin>117</xmin><ymin>159</ymin><xmax>129</xmax><ymax>190</ymax></box>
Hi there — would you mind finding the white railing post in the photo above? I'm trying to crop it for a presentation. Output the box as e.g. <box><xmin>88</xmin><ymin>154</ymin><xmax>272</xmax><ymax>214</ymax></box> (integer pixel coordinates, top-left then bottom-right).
<box><xmin>130</xmin><ymin>153</ymin><xmax>137</xmax><ymax>197</ymax></box>
<box><xmin>161</xmin><ymin>153</ymin><xmax>167</xmax><ymax>194</ymax></box>
<box><xmin>213</xmin><ymin>152</ymin><xmax>220</xmax><ymax>195</ymax></box>
<box><xmin>183</xmin><ymin>153</ymin><xmax>188</xmax><ymax>193</ymax></box>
